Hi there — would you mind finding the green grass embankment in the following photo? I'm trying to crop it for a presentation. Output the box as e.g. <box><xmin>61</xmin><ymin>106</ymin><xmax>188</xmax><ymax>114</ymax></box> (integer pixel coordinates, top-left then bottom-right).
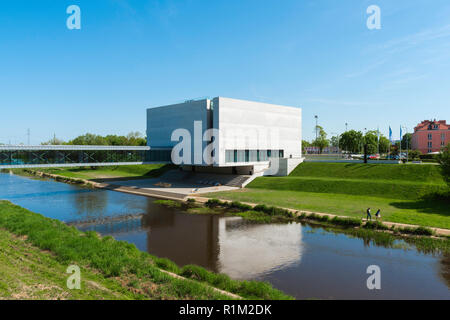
<box><xmin>210</xmin><ymin>163</ymin><xmax>450</xmax><ymax>229</ymax></box>
<box><xmin>0</xmin><ymin>201</ymin><xmax>292</xmax><ymax>300</ymax></box>
<box><xmin>26</xmin><ymin>164</ymin><xmax>174</xmax><ymax>181</ymax></box>
<box><xmin>0</xmin><ymin>228</ymin><xmax>140</xmax><ymax>300</ymax></box>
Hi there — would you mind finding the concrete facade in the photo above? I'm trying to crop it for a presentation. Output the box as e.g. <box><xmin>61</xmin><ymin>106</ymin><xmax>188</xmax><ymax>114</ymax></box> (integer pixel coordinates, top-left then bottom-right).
<box><xmin>146</xmin><ymin>97</ymin><xmax>302</xmax><ymax>176</ymax></box>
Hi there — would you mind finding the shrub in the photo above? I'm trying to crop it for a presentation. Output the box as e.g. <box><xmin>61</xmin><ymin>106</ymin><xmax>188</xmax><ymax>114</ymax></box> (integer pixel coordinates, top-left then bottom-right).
<box><xmin>331</xmin><ymin>216</ymin><xmax>362</xmax><ymax>227</ymax></box>
<box><xmin>205</xmin><ymin>199</ymin><xmax>223</xmax><ymax>208</ymax></box>
<box><xmin>229</xmin><ymin>201</ymin><xmax>252</xmax><ymax>211</ymax></box>
<box><xmin>363</xmin><ymin>221</ymin><xmax>389</xmax><ymax>230</ymax></box>
<box><xmin>401</xmin><ymin>226</ymin><xmax>434</xmax><ymax>236</ymax></box>
<box><xmin>437</xmin><ymin>144</ymin><xmax>450</xmax><ymax>188</ymax></box>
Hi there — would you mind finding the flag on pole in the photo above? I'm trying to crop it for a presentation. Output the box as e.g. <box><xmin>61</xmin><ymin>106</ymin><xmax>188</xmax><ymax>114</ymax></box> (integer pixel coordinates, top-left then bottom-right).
<box><xmin>389</xmin><ymin>126</ymin><xmax>393</xmax><ymax>142</ymax></box>
<box><xmin>400</xmin><ymin>125</ymin><xmax>403</xmax><ymax>139</ymax></box>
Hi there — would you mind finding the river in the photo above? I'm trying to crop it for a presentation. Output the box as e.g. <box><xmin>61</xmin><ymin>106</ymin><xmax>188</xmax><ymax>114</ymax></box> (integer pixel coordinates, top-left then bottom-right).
<box><xmin>0</xmin><ymin>172</ymin><xmax>448</xmax><ymax>299</ymax></box>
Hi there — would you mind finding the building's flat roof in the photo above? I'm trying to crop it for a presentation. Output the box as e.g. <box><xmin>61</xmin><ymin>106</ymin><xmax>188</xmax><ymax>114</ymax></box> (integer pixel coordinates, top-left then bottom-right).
<box><xmin>147</xmin><ymin>96</ymin><xmax>300</xmax><ymax>111</ymax></box>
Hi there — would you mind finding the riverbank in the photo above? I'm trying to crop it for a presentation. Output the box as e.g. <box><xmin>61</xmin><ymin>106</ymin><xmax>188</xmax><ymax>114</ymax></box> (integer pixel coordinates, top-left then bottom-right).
<box><xmin>0</xmin><ymin>201</ymin><xmax>292</xmax><ymax>300</ymax></box>
<box><xmin>9</xmin><ymin>164</ymin><xmax>450</xmax><ymax>232</ymax></box>
<box><xmin>31</xmin><ymin>164</ymin><xmax>174</xmax><ymax>181</ymax></box>
<box><xmin>211</xmin><ymin>163</ymin><xmax>450</xmax><ymax>230</ymax></box>
<box><xmin>153</xmin><ymin>198</ymin><xmax>450</xmax><ymax>254</ymax></box>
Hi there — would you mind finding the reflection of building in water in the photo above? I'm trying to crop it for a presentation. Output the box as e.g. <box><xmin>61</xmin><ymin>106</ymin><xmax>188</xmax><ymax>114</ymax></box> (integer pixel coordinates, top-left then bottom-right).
<box><xmin>79</xmin><ymin>198</ymin><xmax>303</xmax><ymax>279</ymax></box>
<box><xmin>217</xmin><ymin>218</ymin><xmax>303</xmax><ymax>279</ymax></box>
<box><xmin>142</xmin><ymin>203</ymin><xmax>220</xmax><ymax>270</ymax></box>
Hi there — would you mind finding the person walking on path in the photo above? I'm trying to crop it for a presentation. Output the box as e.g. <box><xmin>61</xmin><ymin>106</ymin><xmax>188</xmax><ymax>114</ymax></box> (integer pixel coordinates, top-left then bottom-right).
<box><xmin>366</xmin><ymin>208</ymin><xmax>372</xmax><ymax>221</ymax></box>
<box><xmin>375</xmin><ymin>209</ymin><xmax>381</xmax><ymax>221</ymax></box>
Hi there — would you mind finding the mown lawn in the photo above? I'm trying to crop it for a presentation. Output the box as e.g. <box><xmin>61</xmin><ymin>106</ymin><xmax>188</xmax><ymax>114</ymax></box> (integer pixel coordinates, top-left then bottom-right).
<box><xmin>211</xmin><ymin>189</ymin><xmax>450</xmax><ymax>229</ymax></box>
<box><xmin>210</xmin><ymin>163</ymin><xmax>450</xmax><ymax>229</ymax></box>
<box><xmin>36</xmin><ymin>164</ymin><xmax>173</xmax><ymax>181</ymax></box>
<box><xmin>290</xmin><ymin>162</ymin><xmax>444</xmax><ymax>183</ymax></box>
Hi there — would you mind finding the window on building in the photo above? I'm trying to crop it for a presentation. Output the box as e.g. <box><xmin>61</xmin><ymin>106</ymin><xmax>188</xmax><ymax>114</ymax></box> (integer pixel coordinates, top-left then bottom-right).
<box><xmin>428</xmin><ymin>133</ymin><xmax>432</xmax><ymax>140</ymax></box>
<box><xmin>428</xmin><ymin>141</ymin><xmax>432</xmax><ymax>148</ymax></box>
<box><xmin>442</xmin><ymin>133</ymin><xmax>445</xmax><ymax>140</ymax></box>
<box><xmin>225</xmin><ymin>150</ymin><xmax>284</xmax><ymax>163</ymax></box>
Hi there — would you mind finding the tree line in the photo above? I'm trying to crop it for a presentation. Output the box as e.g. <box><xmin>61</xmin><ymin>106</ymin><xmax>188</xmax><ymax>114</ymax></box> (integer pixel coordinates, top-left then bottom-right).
<box><xmin>41</xmin><ymin>132</ymin><xmax>147</xmax><ymax>146</ymax></box>
<box><xmin>303</xmin><ymin>126</ymin><xmax>409</xmax><ymax>155</ymax></box>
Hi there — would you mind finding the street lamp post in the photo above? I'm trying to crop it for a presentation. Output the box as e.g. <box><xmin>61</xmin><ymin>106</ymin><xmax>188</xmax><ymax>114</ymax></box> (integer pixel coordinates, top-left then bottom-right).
<box><xmin>314</xmin><ymin>115</ymin><xmax>318</xmax><ymax>141</ymax></box>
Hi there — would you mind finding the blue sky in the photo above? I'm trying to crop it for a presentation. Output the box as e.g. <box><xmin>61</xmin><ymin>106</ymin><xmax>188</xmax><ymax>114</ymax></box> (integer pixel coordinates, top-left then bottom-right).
<box><xmin>1</xmin><ymin>0</ymin><xmax>449</xmax><ymax>144</ymax></box>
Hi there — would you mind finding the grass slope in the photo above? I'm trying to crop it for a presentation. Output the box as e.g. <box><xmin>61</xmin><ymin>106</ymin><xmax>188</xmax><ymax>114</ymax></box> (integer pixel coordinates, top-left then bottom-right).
<box><xmin>35</xmin><ymin>164</ymin><xmax>173</xmax><ymax>181</ymax></box>
<box><xmin>248</xmin><ymin>176</ymin><xmax>447</xmax><ymax>200</ymax></box>
<box><xmin>211</xmin><ymin>163</ymin><xmax>450</xmax><ymax>229</ymax></box>
<box><xmin>212</xmin><ymin>189</ymin><xmax>450</xmax><ymax>229</ymax></box>
<box><xmin>290</xmin><ymin>162</ymin><xmax>444</xmax><ymax>183</ymax></box>
<box><xmin>0</xmin><ymin>228</ymin><xmax>138</xmax><ymax>300</ymax></box>
<box><xmin>0</xmin><ymin>201</ymin><xmax>292</xmax><ymax>300</ymax></box>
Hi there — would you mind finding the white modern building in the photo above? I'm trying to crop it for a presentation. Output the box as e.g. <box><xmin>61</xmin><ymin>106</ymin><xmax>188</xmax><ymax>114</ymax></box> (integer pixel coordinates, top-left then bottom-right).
<box><xmin>147</xmin><ymin>97</ymin><xmax>303</xmax><ymax>176</ymax></box>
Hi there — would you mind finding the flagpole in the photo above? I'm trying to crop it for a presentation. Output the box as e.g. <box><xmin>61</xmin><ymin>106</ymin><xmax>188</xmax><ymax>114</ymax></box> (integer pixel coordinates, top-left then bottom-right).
<box><xmin>388</xmin><ymin>126</ymin><xmax>392</xmax><ymax>160</ymax></box>
<box><xmin>400</xmin><ymin>125</ymin><xmax>402</xmax><ymax>163</ymax></box>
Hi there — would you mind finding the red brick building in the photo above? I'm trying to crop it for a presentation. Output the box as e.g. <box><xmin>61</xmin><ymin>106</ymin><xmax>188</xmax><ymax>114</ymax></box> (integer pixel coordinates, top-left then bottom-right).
<box><xmin>411</xmin><ymin>120</ymin><xmax>450</xmax><ymax>154</ymax></box>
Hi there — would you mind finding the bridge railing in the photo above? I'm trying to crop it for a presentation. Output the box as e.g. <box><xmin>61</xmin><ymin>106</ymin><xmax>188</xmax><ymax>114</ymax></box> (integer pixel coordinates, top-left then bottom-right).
<box><xmin>0</xmin><ymin>145</ymin><xmax>153</xmax><ymax>169</ymax></box>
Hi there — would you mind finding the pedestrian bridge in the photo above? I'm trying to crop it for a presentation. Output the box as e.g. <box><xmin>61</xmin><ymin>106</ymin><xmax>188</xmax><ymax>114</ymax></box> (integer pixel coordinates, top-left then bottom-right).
<box><xmin>0</xmin><ymin>145</ymin><xmax>171</xmax><ymax>169</ymax></box>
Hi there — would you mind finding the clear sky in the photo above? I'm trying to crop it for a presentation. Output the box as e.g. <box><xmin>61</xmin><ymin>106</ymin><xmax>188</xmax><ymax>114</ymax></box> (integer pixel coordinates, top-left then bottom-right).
<box><xmin>1</xmin><ymin>0</ymin><xmax>449</xmax><ymax>144</ymax></box>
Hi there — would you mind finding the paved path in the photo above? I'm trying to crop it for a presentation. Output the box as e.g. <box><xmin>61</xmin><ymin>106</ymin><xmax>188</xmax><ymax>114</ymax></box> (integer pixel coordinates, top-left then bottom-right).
<box><xmin>31</xmin><ymin>171</ymin><xmax>450</xmax><ymax>237</ymax></box>
<box><xmin>189</xmin><ymin>196</ymin><xmax>450</xmax><ymax>237</ymax></box>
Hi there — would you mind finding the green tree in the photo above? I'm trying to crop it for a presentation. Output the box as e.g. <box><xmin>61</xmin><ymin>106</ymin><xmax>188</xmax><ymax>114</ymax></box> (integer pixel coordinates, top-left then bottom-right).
<box><xmin>41</xmin><ymin>136</ymin><xmax>66</xmax><ymax>145</ymax></box>
<box><xmin>302</xmin><ymin>140</ymin><xmax>311</xmax><ymax>152</ymax></box>
<box><xmin>330</xmin><ymin>136</ymin><xmax>340</xmax><ymax>148</ymax></box>
<box><xmin>437</xmin><ymin>143</ymin><xmax>450</xmax><ymax>187</ymax></box>
<box><xmin>68</xmin><ymin>133</ymin><xmax>107</xmax><ymax>145</ymax></box>
<box><xmin>379</xmin><ymin>136</ymin><xmax>390</xmax><ymax>153</ymax></box>
<box><xmin>67</xmin><ymin>132</ymin><xmax>146</xmax><ymax>146</ymax></box>
<box><xmin>364</xmin><ymin>131</ymin><xmax>379</xmax><ymax>155</ymax></box>
<box><xmin>126</xmin><ymin>132</ymin><xmax>147</xmax><ymax>146</ymax></box>
<box><xmin>339</xmin><ymin>130</ymin><xmax>363</xmax><ymax>153</ymax></box>
<box><xmin>401</xmin><ymin>133</ymin><xmax>412</xmax><ymax>150</ymax></box>
<box><xmin>409</xmin><ymin>149</ymin><xmax>422</xmax><ymax>160</ymax></box>
<box><xmin>312</xmin><ymin>126</ymin><xmax>329</xmax><ymax>153</ymax></box>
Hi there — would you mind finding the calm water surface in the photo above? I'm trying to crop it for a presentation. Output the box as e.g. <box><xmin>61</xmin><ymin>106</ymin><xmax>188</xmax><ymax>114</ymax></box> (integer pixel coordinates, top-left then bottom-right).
<box><xmin>0</xmin><ymin>172</ymin><xmax>449</xmax><ymax>299</ymax></box>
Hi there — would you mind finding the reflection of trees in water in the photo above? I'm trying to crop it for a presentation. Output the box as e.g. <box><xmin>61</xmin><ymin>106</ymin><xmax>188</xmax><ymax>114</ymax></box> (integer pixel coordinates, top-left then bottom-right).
<box><xmin>440</xmin><ymin>254</ymin><xmax>450</xmax><ymax>288</ymax></box>
<box><xmin>72</xmin><ymin>189</ymin><xmax>108</xmax><ymax>219</ymax></box>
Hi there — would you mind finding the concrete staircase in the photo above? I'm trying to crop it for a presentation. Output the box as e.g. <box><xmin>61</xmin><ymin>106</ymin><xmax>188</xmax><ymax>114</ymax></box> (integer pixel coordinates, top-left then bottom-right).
<box><xmin>158</xmin><ymin>170</ymin><xmax>251</xmax><ymax>188</ymax></box>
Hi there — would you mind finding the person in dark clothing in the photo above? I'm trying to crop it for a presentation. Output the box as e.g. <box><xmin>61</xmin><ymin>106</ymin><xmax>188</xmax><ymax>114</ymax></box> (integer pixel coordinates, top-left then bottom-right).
<box><xmin>375</xmin><ymin>209</ymin><xmax>381</xmax><ymax>220</ymax></box>
<box><xmin>366</xmin><ymin>208</ymin><xmax>372</xmax><ymax>221</ymax></box>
